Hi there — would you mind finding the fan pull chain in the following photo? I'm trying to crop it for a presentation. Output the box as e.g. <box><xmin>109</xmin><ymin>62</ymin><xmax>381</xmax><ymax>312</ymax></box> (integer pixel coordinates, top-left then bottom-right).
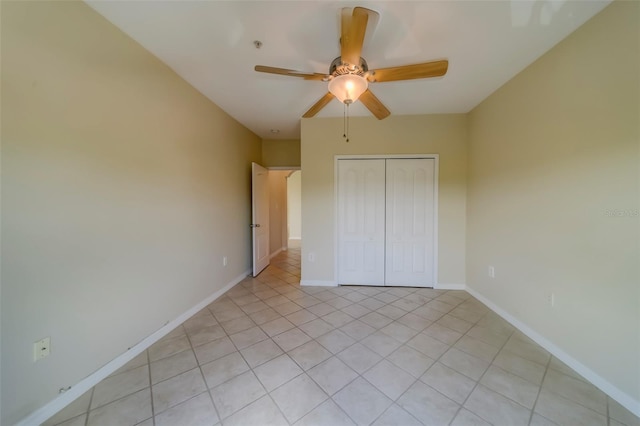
<box><xmin>346</xmin><ymin>103</ymin><xmax>350</xmax><ymax>142</ymax></box>
<box><xmin>343</xmin><ymin>103</ymin><xmax>348</xmax><ymax>142</ymax></box>
<box><xmin>343</xmin><ymin>103</ymin><xmax>350</xmax><ymax>142</ymax></box>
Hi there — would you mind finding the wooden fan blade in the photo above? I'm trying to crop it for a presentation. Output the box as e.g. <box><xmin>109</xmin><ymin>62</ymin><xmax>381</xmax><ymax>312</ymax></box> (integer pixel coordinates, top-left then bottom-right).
<box><xmin>255</xmin><ymin>65</ymin><xmax>327</xmax><ymax>81</ymax></box>
<box><xmin>359</xmin><ymin>89</ymin><xmax>390</xmax><ymax>120</ymax></box>
<box><xmin>303</xmin><ymin>92</ymin><xmax>335</xmax><ymax>118</ymax></box>
<box><xmin>340</xmin><ymin>8</ymin><xmax>352</xmax><ymax>63</ymax></box>
<box><xmin>369</xmin><ymin>60</ymin><xmax>449</xmax><ymax>83</ymax></box>
<box><xmin>341</xmin><ymin>7</ymin><xmax>376</xmax><ymax>66</ymax></box>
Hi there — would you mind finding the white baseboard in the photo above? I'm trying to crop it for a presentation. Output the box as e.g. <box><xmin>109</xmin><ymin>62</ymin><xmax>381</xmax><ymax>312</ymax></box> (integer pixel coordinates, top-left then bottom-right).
<box><xmin>465</xmin><ymin>285</ymin><xmax>640</xmax><ymax>419</ymax></box>
<box><xmin>300</xmin><ymin>280</ymin><xmax>337</xmax><ymax>287</ymax></box>
<box><xmin>17</xmin><ymin>270</ymin><xmax>251</xmax><ymax>426</ymax></box>
<box><xmin>435</xmin><ymin>283</ymin><xmax>466</xmax><ymax>290</ymax></box>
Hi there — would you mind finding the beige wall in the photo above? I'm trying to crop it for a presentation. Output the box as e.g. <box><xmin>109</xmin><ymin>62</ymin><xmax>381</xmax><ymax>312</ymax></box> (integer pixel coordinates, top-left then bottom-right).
<box><xmin>268</xmin><ymin>170</ymin><xmax>289</xmax><ymax>255</ymax></box>
<box><xmin>287</xmin><ymin>171</ymin><xmax>302</xmax><ymax>242</ymax></box>
<box><xmin>0</xmin><ymin>2</ymin><xmax>261</xmax><ymax>423</ymax></box>
<box><xmin>300</xmin><ymin>115</ymin><xmax>467</xmax><ymax>286</ymax></box>
<box><xmin>467</xmin><ymin>0</ymin><xmax>639</xmax><ymax>405</ymax></box>
<box><xmin>262</xmin><ymin>139</ymin><xmax>301</xmax><ymax>168</ymax></box>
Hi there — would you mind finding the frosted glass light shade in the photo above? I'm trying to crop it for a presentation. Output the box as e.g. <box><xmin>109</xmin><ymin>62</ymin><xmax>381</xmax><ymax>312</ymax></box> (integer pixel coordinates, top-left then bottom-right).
<box><xmin>328</xmin><ymin>74</ymin><xmax>368</xmax><ymax>104</ymax></box>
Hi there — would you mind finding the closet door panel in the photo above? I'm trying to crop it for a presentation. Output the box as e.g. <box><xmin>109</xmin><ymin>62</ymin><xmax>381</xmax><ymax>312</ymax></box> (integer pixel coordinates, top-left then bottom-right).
<box><xmin>385</xmin><ymin>159</ymin><xmax>435</xmax><ymax>286</ymax></box>
<box><xmin>337</xmin><ymin>159</ymin><xmax>386</xmax><ymax>285</ymax></box>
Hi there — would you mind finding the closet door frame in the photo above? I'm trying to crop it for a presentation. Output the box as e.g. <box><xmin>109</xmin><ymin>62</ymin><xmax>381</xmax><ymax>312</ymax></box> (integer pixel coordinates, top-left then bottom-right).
<box><xmin>334</xmin><ymin>154</ymin><xmax>439</xmax><ymax>287</ymax></box>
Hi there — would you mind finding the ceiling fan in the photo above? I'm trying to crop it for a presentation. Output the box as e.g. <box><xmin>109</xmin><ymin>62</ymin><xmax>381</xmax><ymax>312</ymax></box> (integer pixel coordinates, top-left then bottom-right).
<box><xmin>254</xmin><ymin>6</ymin><xmax>448</xmax><ymax>120</ymax></box>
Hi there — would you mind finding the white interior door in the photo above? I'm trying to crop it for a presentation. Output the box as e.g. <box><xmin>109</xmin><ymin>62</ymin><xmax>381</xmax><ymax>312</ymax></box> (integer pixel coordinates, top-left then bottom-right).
<box><xmin>252</xmin><ymin>162</ymin><xmax>270</xmax><ymax>276</ymax></box>
<box><xmin>385</xmin><ymin>158</ymin><xmax>435</xmax><ymax>286</ymax></box>
<box><xmin>337</xmin><ymin>159</ymin><xmax>386</xmax><ymax>285</ymax></box>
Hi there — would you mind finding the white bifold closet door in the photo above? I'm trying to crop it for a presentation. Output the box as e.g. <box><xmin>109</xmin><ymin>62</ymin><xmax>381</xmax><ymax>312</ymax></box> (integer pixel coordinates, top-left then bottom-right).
<box><xmin>337</xmin><ymin>158</ymin><xmax>435</xmax><ymax>287</ymax></box>
<box><xmin>385</xmin><ymin>158</ymin><xmax>435</xmax><ymax>286</ymax></box>
<box><xmin>337</xmin><ymin>159</ymin><xmax>386</xmax><ymax>286</ymax></box>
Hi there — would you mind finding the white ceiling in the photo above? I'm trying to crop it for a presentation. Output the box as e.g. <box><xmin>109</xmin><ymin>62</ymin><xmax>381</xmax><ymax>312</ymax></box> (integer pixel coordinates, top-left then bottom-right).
<box><xmin>86</xmin><ymin>1</ymin><xmax>610</xmax><ymax>140</ymax></box>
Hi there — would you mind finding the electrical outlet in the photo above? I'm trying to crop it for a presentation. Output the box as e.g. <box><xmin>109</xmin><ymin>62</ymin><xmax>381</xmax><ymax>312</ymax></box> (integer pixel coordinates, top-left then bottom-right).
<box><xmin>308</xmin><ymin>252</ymin><xmax>315</xmax><ymax>262</ymax></box>
<box><xmin>34</xmin><ymin>337</ymin><xmax>51</xmax><ymax>362</ymax></box>
<box><xmin>547</xmin><ymin>292</ymin><xmax>555</xmax><ymax>307</ymax></box>
<box><xmin>488</xmin><ymin>266</ymin><xmax>495</xmax><ymax>278</ymax></box>
<box><xmin>223</xmin><ymin>256</ymin><xmax>228</xmax><ymax>267</ymax></box>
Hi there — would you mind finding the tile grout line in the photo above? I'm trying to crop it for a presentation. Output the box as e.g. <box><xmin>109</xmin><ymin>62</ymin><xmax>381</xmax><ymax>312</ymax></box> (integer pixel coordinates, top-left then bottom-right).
<box><xmin>205</xmin><ymin>296</ymin><xmax>267</xmax><ymax>423</ymax></box>
<box><xmin>438</xmin><ymin>309</ymin><xmax>490</xmax><ymax>425</ymax></box>
<box><xmin>160</xmin><ymin>283</ymin><xmax>304</xmax><ymax>421</ymax></box>
<box><xmin>182</xmin><ymin>322</ymin><xmax>224</xmax><ymax>425</ymax></box>
<box><xmin>301</xmin><ymin>289</ymin><xmax>424</xmax><ymax>425</ymax></box>
<box><xmin>527</xmin><ymin>351</ymin><xmax>553</xmax><ymax>425</ymax></box>
<box><xmin>145</xmin><ymin>348</ymin><xmax>156</xmax><ymax>426</ymax></box>
<box><xmin>362</xmin><ymin>289</ymin><xmax>485</xmax><ymax>425</ymax></box>
<box><xmin>83</xmin><ymin>387</ymin><xmax>94</xmax><ymax>426</ymax></box>
<box><xmin>533</xmin><ymin>341</ymin><xmax>613</xmax><ymax>422</ymax></box>
<box><xmin>538</xmin><ymin>371</ymin><xmax>612</xmax><ymax>423</ymax></box>
<box><xmin>243</xmin><ymin>263</ymin><xmax>332</xmax><ymax>424</ymax></box>
<box><xmin>363</xmin><ymin>373</ymin><xmax>422</xmax><ymax>426</ymax></box>
<box><xmin>227</xmin><ymin>283</ymin><xmax>451</xmax><ymax>424</ymax></box>
<box><xmin>460</xmin><ymin>311</ymin><xmax>557</xmax><ymax>423</ymax></box>
<box><xmin>426</xmin><ymin>306</ymin><xmax>515</xmax><ymax>425</ymax></box>
<box><xmin>324</xmin><ymin>289</ymin><xmax>480</xmax><ymax>426</ymax></box>
<box><xmin>242</xmin><ymin>260</ymin><xmax>313</xmax><ymax>426</ymax></box>
<box><xmin>211</xmin><ymin>280</ymin><xmax>316</xmax><ymax>424</ymax></box>
<box><xmin>421</xmin><ymin>302</ymin><xmax>492</xmax><ymax>426</ymax></box>
<box><xmin>75</xmin><ymin>362</ymin><xmax>152</xmax><ymax>425</ymax></box>
<box><xmin>352</xmin><ymin>289</ymin><xmax>439</xmax><ymax>403</ymax></box>
<box><xmin>266</xmin><ymin>391</ymin><xmax>294</xmax><ymax>426</ymax></box>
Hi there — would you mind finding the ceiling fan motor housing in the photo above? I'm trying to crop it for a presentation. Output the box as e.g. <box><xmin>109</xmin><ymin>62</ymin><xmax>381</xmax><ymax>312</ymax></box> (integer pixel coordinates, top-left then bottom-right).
<box><xmin>330</xmin><ymin>56</ymin><xmax>368</xmax><ymax>77</ymax></box>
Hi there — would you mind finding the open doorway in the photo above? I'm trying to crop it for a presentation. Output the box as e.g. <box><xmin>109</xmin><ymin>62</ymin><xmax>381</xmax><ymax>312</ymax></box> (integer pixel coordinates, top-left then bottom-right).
<box><xmin>267</xmin><ymin>169</ymin><xmax>301</xmax><ymax>258</ymax></box>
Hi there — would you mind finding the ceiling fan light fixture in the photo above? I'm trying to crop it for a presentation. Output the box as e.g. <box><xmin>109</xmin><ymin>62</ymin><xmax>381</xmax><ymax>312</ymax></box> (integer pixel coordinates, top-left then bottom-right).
<box><xmin>328</xmin><ymin>74</ymin><xmax>368</xmax><ymax>105</ymax></box>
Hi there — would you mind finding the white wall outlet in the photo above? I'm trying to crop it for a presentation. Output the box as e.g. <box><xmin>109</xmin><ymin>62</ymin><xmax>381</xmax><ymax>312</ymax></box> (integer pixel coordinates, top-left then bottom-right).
<box><xmin>308</xmin><ymin>252</ymin><xmax>315</xmax><ymax>262</ymax></box>
<box><xmin>488</xmin><ymin>266</ymin><xmax>495</xmax><ymax>278</ymax></box>
<box><xmin>33</xmin><ymin>337</ymin><xmax>51</xmax><ymax>362</ymax></box>
<box><xmin>547</xmin><ymin>292</ymin><xmax>555</xmax><ymax>307</ymax></box>
<box><xmin>222</xmin><ymin>256</ymin><xmax>228</xmax><ymax>267</ymax></box>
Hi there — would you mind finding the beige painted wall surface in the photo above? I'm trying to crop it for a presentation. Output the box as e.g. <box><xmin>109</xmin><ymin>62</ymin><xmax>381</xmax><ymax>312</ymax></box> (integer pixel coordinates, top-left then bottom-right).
<box><xmin>268</xmin><ymin>170</ymin><xmax>289</xmax><ymax>255</ymax></box>
<box><xmin>1</xmin><ymin>2</ymin><xmax>261</xmax><ymax>423</ymax></box>
<box><xmin>301</xmin><ymin>115</ymin><xmax>467</xmax><ymax>285</ymax></box>
<box><xmin>467</xmin><ymin>1</ymin><xmax>639</xmax><ymax>404</ymax></box>
<box><xmin>287</xmin><ymin>171</ymin><xmax>302</xmax><ymax>242</ymax></box>
<box><xmin>262</xmin><ymin>139</ymin><xmax>301</xmax><ymax>167</ymax></box>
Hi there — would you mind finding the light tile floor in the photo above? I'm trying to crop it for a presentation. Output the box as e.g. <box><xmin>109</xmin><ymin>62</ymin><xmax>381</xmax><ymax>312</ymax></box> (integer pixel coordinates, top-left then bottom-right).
<box><xmin>45</xmin><ymin>249</ymin><xmax>639</xmax><ymax>426</ymax></box>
